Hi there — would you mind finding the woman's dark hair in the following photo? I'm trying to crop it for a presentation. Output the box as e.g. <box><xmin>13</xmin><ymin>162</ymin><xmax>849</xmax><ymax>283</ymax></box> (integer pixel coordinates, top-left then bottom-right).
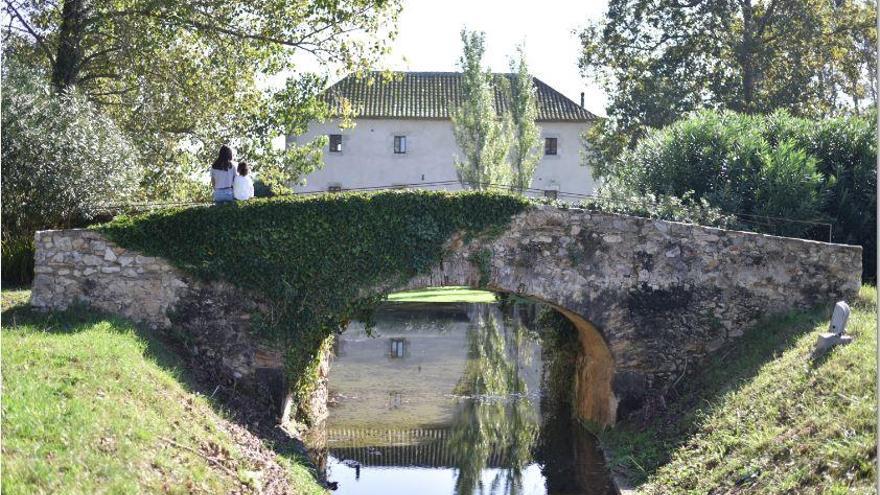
<box><xmin>212</xmin><ymin>145</ymin><xmax>234</xmax><ymax>170</ymax></box>
<box><xmin>237</xmin><ymin>161</ymin><xmax>249</xmax><ymax>177</ymax></box>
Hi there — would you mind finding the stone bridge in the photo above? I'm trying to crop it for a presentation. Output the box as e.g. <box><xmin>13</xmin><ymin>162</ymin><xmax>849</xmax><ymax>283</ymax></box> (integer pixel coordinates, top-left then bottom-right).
<box><xmin>30</xmin><ymin>206</ymin><xmax>862</xmax><ymax>426</ymax></box>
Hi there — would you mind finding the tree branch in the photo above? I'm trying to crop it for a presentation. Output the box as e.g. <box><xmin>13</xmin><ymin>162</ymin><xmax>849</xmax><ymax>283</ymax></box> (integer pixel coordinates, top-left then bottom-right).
<box><xmin>4</xmin><ymin>0</ymin><xmax>55</xmax><ymax>63</ymax></box>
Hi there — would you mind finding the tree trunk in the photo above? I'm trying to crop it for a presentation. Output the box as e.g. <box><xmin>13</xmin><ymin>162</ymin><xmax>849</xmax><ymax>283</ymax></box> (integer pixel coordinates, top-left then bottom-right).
<box><xmin>738</xmin><ymin>0</ymin><xmax>757</xmax><ymax>113</ymax></box>
<box><xmin>52</xmin><ymin>0</ymin><xmax>86</xmax><ymax>90</ymax></box>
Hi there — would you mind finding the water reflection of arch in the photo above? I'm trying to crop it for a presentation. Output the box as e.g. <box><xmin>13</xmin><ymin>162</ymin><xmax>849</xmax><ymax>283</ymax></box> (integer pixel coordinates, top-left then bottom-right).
<box><xmin>383</xmin><ymin>279</ymin><xmax>616</xmax><ymax>426</ymax></box>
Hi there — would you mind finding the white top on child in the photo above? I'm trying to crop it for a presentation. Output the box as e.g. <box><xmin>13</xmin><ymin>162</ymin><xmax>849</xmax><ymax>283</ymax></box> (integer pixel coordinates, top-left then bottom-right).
<box><xmin>233</xmin><ymin>174</ymin><xmax>254</xmax><ymax>201</ymax></box>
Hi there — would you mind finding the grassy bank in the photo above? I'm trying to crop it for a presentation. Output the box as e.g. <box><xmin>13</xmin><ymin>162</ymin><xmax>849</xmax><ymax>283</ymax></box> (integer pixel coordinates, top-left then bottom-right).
<box><xmin>1</xmin><ymin>290</ymin><xmax>326</xmax><ymax>495</ymax></box>
<box><xmin>600</xmin><ymin>285</ymin><xmax>876</xmax><ymax>494</ymax></box>
<box><xmin>385</xmin><ymin>286</ymin><xmax>497</xmax><ymax>303</ymax></box>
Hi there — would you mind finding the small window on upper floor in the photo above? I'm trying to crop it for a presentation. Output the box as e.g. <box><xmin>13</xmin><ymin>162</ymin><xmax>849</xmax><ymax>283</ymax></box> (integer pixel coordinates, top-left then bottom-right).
<box><xmin>394</xmin><ymin>135</ymin><xmax>407</xmax><ymax>154</ymax></box>
<box><xmin>329</xmin><ymin>134</ymin><xmax>343</xmax><ymax>152</ymax></box>
<box><xmin>544</xmin><ymin>137</ymin><xmax>558</xmax><ymax>156</ymax></box>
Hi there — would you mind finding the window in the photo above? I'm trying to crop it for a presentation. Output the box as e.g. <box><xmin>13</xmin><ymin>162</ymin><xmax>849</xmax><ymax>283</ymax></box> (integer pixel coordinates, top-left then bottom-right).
<box><xmin>544</xmin><ymin>189</ymin><xmax>559</xmax><ymax>200</ymax></box>
<box><xmin>390</xmin><ymin>338</ymin><xmax>406</xmax><ymax>358</ymax></box>
<box><xmin>328</xmin><ymin>184</ymin><xmax>342</xmax><ymax>193</ymax></box>
<box><xmin>329</xmin><ymin>134</ymin><xmax>343</xmax><ymax>152</ymax></box>
<box><xmin>394</xmin><ymin>135</ymin><xmax>407</xmax><ymax>154</ymax></box>
<box><xmin>544</xmin><ymin>137</ymin><xmax>558</xmax><ymax>155</ymax></box>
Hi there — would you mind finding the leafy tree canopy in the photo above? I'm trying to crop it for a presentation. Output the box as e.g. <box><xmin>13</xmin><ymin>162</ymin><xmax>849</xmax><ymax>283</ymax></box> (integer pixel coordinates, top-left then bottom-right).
<box><xmin>579</xmin><ymin>0</ymin><xmax>877</xmax><ymax>166</ymax></box>
<box><xmin>4</xmin><ymin>0</ymin><xmax>402</xmax><ymax>197</ymax></box>
<box><xmin>1</xmin><ymin>59</ymin><xmax>140</xmax><ymax>238</ymax></box>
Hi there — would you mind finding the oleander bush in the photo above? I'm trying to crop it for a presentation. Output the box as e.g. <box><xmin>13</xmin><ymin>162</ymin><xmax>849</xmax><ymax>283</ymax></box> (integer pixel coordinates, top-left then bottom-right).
<box><xmin>607</xmin><ymin>110</ymin><xmax>876</xmax><ymax>280</ymax></box>
<box><xmin>1</xmin><ymin>59</ymin><xmax>141</xmax><ymax>285</ymax></box>
<box><xmin>98</xmin><ymin>191</ymin><xmax>529</xmax><ymax>420</ymax></box>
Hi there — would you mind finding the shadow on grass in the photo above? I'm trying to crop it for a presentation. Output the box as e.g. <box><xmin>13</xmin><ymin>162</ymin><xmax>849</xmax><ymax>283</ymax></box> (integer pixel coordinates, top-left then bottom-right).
<box><xmin>600</xmin><ymin>303</ymin><xmax>832</xmax><ymax>485</ymax></box>
<box><xmin>1</xmin><ymin>296</ymin><xmax>323</xmax><ymax>487</ymax></box>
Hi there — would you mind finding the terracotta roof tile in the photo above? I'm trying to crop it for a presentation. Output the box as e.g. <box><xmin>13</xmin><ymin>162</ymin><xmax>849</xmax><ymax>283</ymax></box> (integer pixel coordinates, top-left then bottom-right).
<box><xmin>322</xmin><ymin>71</ymin><xmax>597</xmax><ymax>122</ymax></box>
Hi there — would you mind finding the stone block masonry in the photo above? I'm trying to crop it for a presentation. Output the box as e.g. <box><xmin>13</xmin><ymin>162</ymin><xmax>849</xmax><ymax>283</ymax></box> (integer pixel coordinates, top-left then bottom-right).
<box><xmin>30</xmin><ymin>229</ymin><xmax>290</xmax><ymax>415</ymax></box>
<box><xmin>30</xmin><ymin>206</ymin><xmax>862</xmax><ymax>426</ymax></box>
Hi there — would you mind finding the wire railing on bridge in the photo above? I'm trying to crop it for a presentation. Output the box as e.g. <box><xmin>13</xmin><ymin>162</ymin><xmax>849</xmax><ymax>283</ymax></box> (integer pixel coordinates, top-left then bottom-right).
<box><xmin>91</xmin><ymin>180</ymin><xmax>834</xmax><ymax>242</ymax></box>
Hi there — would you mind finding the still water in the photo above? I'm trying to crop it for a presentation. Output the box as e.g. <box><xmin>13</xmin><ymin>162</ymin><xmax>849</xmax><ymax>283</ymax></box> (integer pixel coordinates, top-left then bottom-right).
<box><xmin>317</xmin><ymin>300</ymin><xmax>615</xmax><ymax>495</ymax></box>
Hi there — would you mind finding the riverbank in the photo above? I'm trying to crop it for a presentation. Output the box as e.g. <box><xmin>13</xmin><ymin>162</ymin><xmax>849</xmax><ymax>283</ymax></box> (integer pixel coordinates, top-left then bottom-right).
<box><xmin>1</xmin><ymin>289</ymin><xmax>326</xmax><ymax>494</ymax></box>
<box><xmin>599</xmin><ymin>285</ymin><xmax>876</xmax><ymax>494</ymax></box>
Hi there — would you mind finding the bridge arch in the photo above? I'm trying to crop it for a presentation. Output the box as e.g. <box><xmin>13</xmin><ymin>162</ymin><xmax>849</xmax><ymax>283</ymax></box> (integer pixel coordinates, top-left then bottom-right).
<box><xmin>30</xmin><ymin>204</ymin><xmax>861</xmax><ymax>427</ymax></box>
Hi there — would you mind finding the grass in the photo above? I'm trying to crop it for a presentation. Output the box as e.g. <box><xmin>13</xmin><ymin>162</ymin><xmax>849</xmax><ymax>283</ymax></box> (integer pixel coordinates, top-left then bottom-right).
<box><xmin>1</xmin><ymin>289</ymin><xmax>326</xmax><ymax>495</ymax></box>
<box><xmin>600</xmin><ymin>285</ymin><xmax>877</xmax><ymax>494</ymax></box>
<box><xmin>385</xmin><ymin>286</ymin><xmax>497</xmax><ymax>303</ymax></box>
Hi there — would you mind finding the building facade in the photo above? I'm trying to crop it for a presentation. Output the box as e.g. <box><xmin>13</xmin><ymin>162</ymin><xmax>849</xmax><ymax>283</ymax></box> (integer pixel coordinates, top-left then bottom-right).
<box><xmin>287</xmin><ymin>72</ymin><xmax>599</xmax><ymax>199</ymax></box>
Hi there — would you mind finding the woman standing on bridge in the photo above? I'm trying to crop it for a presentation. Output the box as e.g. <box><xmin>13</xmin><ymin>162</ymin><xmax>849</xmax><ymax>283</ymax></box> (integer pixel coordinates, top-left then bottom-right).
<box><xmin>210</xmin><ymin>145</ymin><xmax>236</xmax><ymax>203</ymax></box>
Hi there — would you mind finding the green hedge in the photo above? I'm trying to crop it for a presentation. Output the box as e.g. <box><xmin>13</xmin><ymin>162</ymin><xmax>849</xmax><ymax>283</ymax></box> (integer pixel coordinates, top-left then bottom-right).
<box><xmin>610</xmin><ymin>110</ymin><xmax>876</xmax><ymax>280</ymax></box>
<box><xmin>1</xmin><ymin>237</ymin><xmax>35</xmax><ymax>287</ymax></box>
<box><xmin>98</xmin><ymin>191</ymin><xmax>529</xmax><ymax>419</ymax></box>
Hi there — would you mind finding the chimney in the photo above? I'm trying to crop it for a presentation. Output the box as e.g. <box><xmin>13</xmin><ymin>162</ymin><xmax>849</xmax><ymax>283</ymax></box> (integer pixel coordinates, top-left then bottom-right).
<box><xmin>580</xmin><ymin>92</ymin><xmax>585</xmax><ymax>108</ymax></box>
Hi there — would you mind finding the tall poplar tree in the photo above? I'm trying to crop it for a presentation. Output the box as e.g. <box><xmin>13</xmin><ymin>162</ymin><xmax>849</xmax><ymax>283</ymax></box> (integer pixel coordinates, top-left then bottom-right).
<box><xmin>507</xmin><ymin>46</ymin><xmax>542</xmax><ymax>193</ymax></box>
<box><xmin>451</xmin><ymin>29</ymin><xmax>512</xmax><ymax>190</ymax></box>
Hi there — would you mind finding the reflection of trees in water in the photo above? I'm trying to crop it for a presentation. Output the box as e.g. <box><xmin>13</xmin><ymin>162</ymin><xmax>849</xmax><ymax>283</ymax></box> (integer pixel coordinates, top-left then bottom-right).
<box><xmin>447</xmin><ymin>304</ymin><xmax>539</xmax><ymax>495</ymax></box>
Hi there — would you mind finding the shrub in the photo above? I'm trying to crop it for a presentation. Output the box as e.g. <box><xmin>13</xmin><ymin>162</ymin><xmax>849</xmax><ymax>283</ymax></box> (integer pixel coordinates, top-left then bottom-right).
<box><xmin>1</xmin><ymin>60</ymin><xmax>141</xmax><ymax>285</ymax></box>
<box><xmin>607</xmin><ymin>110</ymin><xmax>875</xmax><ymax>279</ymax></box>
<box><xmin>1</xmin><ymin>237</ymin><xmax>35</xmax><ymax>287</ymax></box>
<box><xmin>580</xmin><ymin>182</ymin><xmax>736</xmax><ymax>228</ymax></box>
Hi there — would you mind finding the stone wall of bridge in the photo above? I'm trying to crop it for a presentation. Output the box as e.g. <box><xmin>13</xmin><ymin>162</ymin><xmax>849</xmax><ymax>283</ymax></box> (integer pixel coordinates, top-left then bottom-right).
<box><xmin>30</xmin><ymin>206</ymin><xmax>862</xmax><ymax>426</ymax></box>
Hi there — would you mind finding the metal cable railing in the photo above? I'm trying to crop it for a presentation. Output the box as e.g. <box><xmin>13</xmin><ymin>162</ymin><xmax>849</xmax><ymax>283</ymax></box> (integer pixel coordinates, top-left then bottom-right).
<box><xmin>90</xmin><ymin>180</ymin><xmax>834</xmax><ymax>242</ymax></box>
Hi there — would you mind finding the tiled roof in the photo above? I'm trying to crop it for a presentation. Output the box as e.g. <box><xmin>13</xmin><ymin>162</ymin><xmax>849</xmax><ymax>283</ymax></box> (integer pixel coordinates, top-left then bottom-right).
<box><xmin>322</xmin><ymin>71</ymin><xmax>597</xmax><ymax>122</ymax></box>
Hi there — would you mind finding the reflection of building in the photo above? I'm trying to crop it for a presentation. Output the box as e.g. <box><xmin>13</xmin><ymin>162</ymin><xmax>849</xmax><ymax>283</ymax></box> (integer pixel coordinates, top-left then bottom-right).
<box><xmin>329</xmin><ymin>428</ymin><xmax>517</xmax><ymax>468</ymax></box>
<box><xmin>318</xmin><ymin>301</ymin><xmax>617</xmax><ymax>494</ymax></box>
<box><xmin>327</xmin><ymin>302</ymin><xmax>542</xmax><ymax>433</ymax></box>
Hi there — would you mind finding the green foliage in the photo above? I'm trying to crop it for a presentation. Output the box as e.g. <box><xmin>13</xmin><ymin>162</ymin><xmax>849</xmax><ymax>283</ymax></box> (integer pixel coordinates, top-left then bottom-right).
<box><xmin>1</xmin><ymin>237</ymin><xmax>36</xmax><ymax>287</ymax></box>
<box><xmin>1</xmin><ymin>59</ymin><xmax>141</xmax><ymax>285</ymax></box>
<box><xmin>579</xmin><ymin>0</ymin><xmax>876</xmax><ymax>157</ymax></box>
<box><xmin>583</xmin><ymin>187</ymin><xmax>737</xmax><ymax>229</ymax></box>
<box><xmin>98</xmin><ymin>191</ymin><xmax>528</xmax><ymax>420</ymax></box>
<box><xmin>507</xmin><ymin>46</ymin><xmax>542</xmax><ymax>193</ymax></box>
<box><xmin>604</xmin><ymin>109</ymin><xmax>876</xmax><ymax>277</ymax></box>
<box><xmin>452</xmin><ymin>30</ymin><xmax>513</xmax><ymax>189</ymax></box>
<box><xmin>468</xmin><ymin>248</ymin><xmax>494</xmax><ymax>288</ymax></box>
<box><xmin>5</xmin><ymin>0</ymin><xmax>402</xmax><ymax>199</ymax></box>
<box><xmin>752</xmin><ymin>140</ymin><xmax>824</xmax><ymax>236</ymax></box>
<box><xmin>1</xmin><ymin>290</ymin><xmax>325</xmax><ymax>494</ymax></box>
<box><xmin>600</xmin><ymin>286</ymin><xmax>876</xmax><ymax>494</ymax></box>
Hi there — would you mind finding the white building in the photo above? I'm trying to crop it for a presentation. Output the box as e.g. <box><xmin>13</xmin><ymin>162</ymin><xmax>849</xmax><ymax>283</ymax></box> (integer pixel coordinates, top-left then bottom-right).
<box><xmin>288</xmin><ymin>71</ymin><xmax>599</xmax><ymax>200</ymax></box>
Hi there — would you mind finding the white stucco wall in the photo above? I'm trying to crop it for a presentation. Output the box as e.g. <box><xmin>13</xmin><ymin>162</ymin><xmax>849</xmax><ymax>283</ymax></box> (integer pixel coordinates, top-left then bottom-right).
<box><xmin>288</xmin><ymin>118</ymin><xmax>597</xmax><ymax>199</ymax></box>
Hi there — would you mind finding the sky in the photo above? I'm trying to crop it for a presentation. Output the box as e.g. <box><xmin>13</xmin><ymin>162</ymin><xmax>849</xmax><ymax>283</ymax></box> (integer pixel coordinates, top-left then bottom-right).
<box><xmin>293</xmin><ymin>0</ymin><xmax>611</xmax><ymax>117</ymax></box>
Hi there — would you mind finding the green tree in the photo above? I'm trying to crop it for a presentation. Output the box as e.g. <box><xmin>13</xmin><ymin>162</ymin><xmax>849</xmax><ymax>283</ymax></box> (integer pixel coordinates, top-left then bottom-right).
<box><xmin>507</xmin><ymin>46</ymin><xmax>542</xmax><ymax>194</ymax></box>
<box><xmin>578</xmin><ymin>0</ymin><xmax>877</xmax><ymax>167</ymax></box>
<box><xmin>451</xmin><ymin>29</ymin><xmax>512</xmax><ymax>190</ymax></box>
<box><xmin>1</xmin><ymin>59</ymin><xmax>141</xmax><ymax>283</ymax></box>
<box><xmin>4</xmin><ymin>0</ymin><xmax>401</xmax><ymax>197</ymax></box>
